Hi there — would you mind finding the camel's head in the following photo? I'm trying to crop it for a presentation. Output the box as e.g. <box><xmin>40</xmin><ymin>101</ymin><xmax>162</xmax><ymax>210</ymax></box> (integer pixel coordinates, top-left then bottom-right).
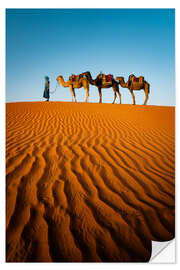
<box><xmin>56</xmin><ymin>75</ymin><xmax>62</xmax><ymax>81</ymax></box>
<box><xmin>116</xmin><ymin>76</ymin><xmax>124</xmax><ymax>81</ymax></box>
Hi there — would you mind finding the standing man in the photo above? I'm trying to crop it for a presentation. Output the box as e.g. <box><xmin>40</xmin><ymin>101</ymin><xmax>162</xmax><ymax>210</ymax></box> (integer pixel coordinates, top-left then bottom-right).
<box><xmin>43</xmin><ymin>76</ymin><xmax>50</xmax><ymax>101</ymax></box>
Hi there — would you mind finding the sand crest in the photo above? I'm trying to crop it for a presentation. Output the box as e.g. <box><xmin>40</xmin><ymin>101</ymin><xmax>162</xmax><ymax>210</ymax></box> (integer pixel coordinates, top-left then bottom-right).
<box><xmin>6</xmin><ymin>102</ymin><xmax>175</xmax><ymax>262</ymax></box>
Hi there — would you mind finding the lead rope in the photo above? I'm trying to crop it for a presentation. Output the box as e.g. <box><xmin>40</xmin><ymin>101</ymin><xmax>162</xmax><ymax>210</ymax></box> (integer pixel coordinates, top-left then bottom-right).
<box><xmin>50</xmin><ymin>82</ymin><xmax>59</xmax><ymax>94</ymax></box>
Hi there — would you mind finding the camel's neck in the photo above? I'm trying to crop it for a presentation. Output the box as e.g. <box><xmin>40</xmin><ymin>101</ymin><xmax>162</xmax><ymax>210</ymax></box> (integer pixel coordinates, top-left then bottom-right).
<box><xmin>83</xmin><ymin>72</ymin><xmax>96</xmax><ymax>85</ymax></box>
<box><xmin>57</xmin><ymin>76</ymin><xmax>69</xmax><ymax>87</ymax></box>
<box><xmin>118</xmin><ymin>78</ymin><xmax>128</xmax><ymax>88</ymax></box>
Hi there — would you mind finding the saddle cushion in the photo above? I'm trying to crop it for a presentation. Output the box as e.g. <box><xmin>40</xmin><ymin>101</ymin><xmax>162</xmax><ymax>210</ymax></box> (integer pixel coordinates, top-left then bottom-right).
<box><xmin>133</xmin><ymin>76</ymin><xmax>144</xmax><ymax>83</ymax></box>
<box><xmin>139</xmin><ymin>76</ymin><xmax>144</xmax><ymax>83</ymax></box>
<box><xmin>102</xmin><ymin>74</ymin><xmax>113</xmax><ymax>83</ymax></box>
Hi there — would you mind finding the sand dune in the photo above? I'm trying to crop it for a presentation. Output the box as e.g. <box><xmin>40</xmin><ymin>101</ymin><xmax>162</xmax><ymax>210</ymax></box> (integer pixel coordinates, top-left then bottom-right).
<box><xmin>6</xmin><ymin>102</ymin><xmax>175</xmax><ymax>262</ymax></box>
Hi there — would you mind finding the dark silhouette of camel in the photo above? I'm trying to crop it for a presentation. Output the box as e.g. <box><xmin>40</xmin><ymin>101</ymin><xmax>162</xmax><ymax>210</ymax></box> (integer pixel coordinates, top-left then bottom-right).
<box><xmin>82</xmin><ymin>71</ymin><xmax>121</xmax><ymax>104</ymax></box>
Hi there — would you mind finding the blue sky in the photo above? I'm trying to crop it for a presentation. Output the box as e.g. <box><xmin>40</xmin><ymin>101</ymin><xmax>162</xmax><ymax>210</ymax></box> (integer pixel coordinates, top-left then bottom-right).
<box><xmin>6</xmin><ymin>9</ymin><xmax>175</xmax><ymax>105</ymax></box>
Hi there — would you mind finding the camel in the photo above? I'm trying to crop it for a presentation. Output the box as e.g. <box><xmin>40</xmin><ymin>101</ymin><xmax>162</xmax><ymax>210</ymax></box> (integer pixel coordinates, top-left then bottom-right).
<box><xmin>82</xmin><ymin>71</ymin><xmax>121</xmax><ymax>104</ymax></box>
<box><xmin>56</xmin><ymin>74</ymin><xmax>90</xmax><ymax>102</ymax></box>
<box><xmin>116</xmin><ymin>75</ymin><xmax>150</xmax><ymax>105</ymax></box>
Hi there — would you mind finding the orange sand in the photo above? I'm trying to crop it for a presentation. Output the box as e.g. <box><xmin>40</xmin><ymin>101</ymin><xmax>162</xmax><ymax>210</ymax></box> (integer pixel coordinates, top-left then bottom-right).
<box><xmin>6</xmin><ymin>102</ymin><xmax>175</xmax><ymax>262</ymax></box>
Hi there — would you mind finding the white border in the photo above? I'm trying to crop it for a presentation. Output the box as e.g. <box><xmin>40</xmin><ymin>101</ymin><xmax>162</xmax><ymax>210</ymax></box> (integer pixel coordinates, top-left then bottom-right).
<box><xmin>1</xmin><ymin>1</ymin><xmax>179</xmax><ymax>268</ymax></box>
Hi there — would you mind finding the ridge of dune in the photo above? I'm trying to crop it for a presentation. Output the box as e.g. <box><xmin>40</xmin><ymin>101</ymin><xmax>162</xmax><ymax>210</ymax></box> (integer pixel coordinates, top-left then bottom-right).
<box><xmin>6</xmin><ymin>102</ymin><xmax>175</xmax><ymax>262</ymax></box>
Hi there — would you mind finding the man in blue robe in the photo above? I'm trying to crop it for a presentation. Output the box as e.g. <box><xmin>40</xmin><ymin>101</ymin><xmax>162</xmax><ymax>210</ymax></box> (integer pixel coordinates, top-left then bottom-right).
<box><xmin>43</xmin><ymin>76</ymin><xmax>50</xmax><ymax>101</ymax></box>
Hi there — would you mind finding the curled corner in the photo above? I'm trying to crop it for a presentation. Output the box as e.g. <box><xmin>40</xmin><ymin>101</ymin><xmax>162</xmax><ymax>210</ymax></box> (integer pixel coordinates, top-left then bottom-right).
<box><xmin>150</xmin><ymin>239</ymin><xmax>175</xmax><ymax>263</ymax></box>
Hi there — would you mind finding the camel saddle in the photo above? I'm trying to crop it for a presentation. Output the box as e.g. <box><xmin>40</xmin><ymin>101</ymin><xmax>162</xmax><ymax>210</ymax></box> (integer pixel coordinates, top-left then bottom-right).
<box><xmin>69</xmin><ymin>74</ymin><xmax>80</xmax><ymax>82</ymax></box>
<box><xmin>102</xmin><ymin>74</ymin><xmax>113</xmax><ymax>85</ymax></box>
<box><xmin>129</xmin><ymin>75</ymin><xmax>144</xmax><ymax>84</ymax></box>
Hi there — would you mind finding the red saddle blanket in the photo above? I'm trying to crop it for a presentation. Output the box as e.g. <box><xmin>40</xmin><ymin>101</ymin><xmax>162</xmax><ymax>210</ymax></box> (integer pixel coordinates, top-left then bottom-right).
<box><xmin>71</xmin><ymin>74</ymin><xmax>76</xmax><ymax>82</ymax></box>
<box><xmin>133</xmin><ymin>76</ymin><xmax>144</xmax><ymax>83</ymax></box>
<box><xmin>106</xmin><ymin>74</ymin><xmax>113</xmax><ymax>82</ymax></box>
<box><xmin>133</xmin><ymin>76</ymin><xmax>138</xmax><ymax>82</ymax></box>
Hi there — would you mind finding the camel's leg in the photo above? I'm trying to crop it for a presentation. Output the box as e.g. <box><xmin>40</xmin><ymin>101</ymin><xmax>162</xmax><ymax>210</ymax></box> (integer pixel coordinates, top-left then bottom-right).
<box><xmin>73</xmin><ymin>89</ymin><xmax>77</xmax><ymax>102</ymax></box>
<box><xmin>85</xmin><ymin>88</ymin><xmax>89</xmax><ymax>102</ymax></box>
<box><xmin>130</xmin><ymin>90</ymin><xmax>136</xmax><ymax>105</ymax></box>
<box><xmin>113</xmin><ymin>84</ymin><xmax>121</xmax><ymax>104</ymax></box>
<box><xmin>98</xmin><ymin>88</ymin><xmax>102</xmax><ymax>103</ymax></box>
<box><xmin>116</xmin><ymin>89</ymin><xmax>121</xmax><ymax>104</ymax></box>
<box><xmin>144</xmin><ymin>88</ymin><xmax>149</xmax><ymax>105</ymax></box>
<box><xmin>112</xmin><ymin>90</ymin><xmax>117</xmax><ymax>104</ymax></box>
<box><xmin>70</xmin><ymin>85</ymin><xmax>77</xmax><ymax>102</ymax></box>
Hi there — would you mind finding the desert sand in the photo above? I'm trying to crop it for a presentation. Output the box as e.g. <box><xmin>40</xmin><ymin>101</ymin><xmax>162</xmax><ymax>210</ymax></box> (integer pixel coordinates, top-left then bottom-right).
<box><xmin>6</xmin><ymin>102</ymin><xmax>175</xmax><ymax>262</ymax></box>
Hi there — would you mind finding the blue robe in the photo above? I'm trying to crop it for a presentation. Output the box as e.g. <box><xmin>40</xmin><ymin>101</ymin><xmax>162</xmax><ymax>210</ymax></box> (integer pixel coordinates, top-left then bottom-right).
<box><xmin>43</xmin><ymin>81</ymin><xmax>50</xmax><ymax>99</ymax></box>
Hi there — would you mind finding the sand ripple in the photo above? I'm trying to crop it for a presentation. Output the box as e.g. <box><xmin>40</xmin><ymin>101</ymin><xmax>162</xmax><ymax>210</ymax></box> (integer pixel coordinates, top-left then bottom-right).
<box><xmin>6</xmin><ymin>102</ymin><xmax>175</xmax><ymax>262</ymax></box>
